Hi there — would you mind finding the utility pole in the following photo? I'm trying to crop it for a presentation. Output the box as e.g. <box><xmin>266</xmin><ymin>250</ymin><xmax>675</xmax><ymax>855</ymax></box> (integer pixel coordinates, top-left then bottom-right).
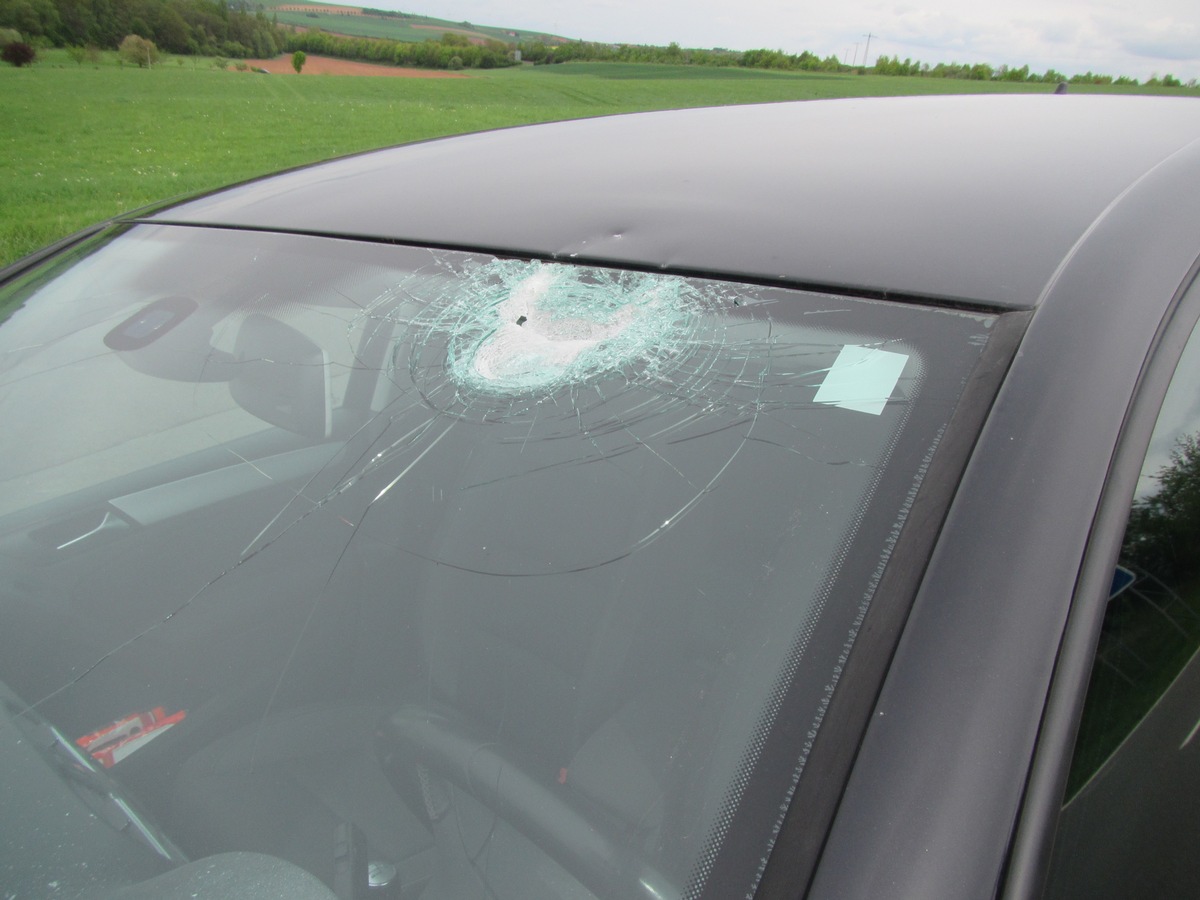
<box><xmin>863</xmin><ymin>32</ymin><xmax>873</xmax><ymax>68</ymax></box>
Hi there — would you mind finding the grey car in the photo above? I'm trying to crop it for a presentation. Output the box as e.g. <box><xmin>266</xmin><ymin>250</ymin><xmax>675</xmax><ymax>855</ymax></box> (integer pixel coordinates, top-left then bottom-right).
<box><xmin>2</xmin><ymin>94</ymin><xmax>1200</xmax><ymax>900</ymax></box>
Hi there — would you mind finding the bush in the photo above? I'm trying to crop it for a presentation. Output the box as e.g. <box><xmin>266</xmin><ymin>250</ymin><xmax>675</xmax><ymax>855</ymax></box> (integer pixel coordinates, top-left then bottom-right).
<box><xmin>0</xmin><ymin>27</ymin><xmax>21</xmax><ymax>47</ymax></box>
<box><xmin>292</xmin><ymin>50</ymin><xmax>306</xmax><ymax>73</ymax></box>
<box><xmin>65</xmin><ymin>44</ymin><xmax>101</xmax><ymax>65</ymax></box>
<box><xmin>1</xmin><ymin>42</ymin><xmax>36</xmax><ymax>67</ymax></box>
<box><xmin>118</xmin><ymin>34</ymin><xmax>159</xmax><ymax>68</ymax></box>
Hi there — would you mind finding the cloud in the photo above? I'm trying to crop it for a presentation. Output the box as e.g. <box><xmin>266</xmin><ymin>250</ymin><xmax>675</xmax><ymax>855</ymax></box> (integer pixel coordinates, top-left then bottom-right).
<box><xmin>855</xmin><ymin>4</ymin><xmax>1197</xmax><ymax>79</ymax></box>
<box><xmin>1035</xmin><ymin>18</ymin><xmax>1084</xmax><ymax>45</ymax></box>
<box><xmin>1118</xmin><ymin>20</ymin><xmax>1200</xmax><ymax>61</ymax></box>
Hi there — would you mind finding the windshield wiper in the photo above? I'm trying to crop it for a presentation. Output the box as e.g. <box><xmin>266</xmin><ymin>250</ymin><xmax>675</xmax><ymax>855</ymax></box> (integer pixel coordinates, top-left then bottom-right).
<box><xmin>10</xmin><ymin>701</ymin><xmax>183</xmax><ymax>862</ymax></box>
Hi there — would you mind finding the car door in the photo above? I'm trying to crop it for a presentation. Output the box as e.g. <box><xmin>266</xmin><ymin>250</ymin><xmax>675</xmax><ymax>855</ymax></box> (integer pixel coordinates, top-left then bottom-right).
<box><xmin>1001</xmin><ymin>269</ymin><xmax>1200</xmax><ymax>900</ymax></box>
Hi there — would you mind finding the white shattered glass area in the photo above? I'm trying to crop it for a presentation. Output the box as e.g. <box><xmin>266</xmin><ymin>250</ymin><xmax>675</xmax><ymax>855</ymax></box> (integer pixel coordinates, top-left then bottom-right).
<box><xmin>405</xmin><ymin>257</ymin><xmax>732</xmax><ymax>420</ymax></box>
<box><xmin>0</xmin><ymin>225</ymin><xmax>996</xmax><ymax>900</ymax></box>
<box><xmin>435</xmin><ymin>261</ymin><xmax>697</xmax><ymax>395</ymax></box>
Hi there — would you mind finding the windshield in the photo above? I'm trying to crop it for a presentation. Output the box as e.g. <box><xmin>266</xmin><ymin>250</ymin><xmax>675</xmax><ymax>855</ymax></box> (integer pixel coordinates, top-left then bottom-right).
<box><xmin>0</xmin><ymin>225</ymin><xmax>996</xmax><ymax>899</ymax></box>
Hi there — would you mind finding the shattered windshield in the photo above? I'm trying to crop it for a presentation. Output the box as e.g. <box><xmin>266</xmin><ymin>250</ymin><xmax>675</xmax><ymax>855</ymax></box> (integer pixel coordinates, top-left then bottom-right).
<box><xmin>0</xmin><ymin>225</ymin><xmax>996</xmax><ymax>899</ymax></box>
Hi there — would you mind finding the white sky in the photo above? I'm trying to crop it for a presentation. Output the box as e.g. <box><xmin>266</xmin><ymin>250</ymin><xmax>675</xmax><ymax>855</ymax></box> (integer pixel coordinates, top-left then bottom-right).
<box><xmin>375</xmin><ymin>0</ymin><xmax>1199</xmax><ymax>82</ymax></box>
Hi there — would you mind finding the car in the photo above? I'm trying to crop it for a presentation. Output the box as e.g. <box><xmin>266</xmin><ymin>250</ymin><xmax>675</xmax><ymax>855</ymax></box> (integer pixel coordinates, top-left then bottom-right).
<box><xmin>2</xmin><ymin>93</ymin><xmax>1200</xmax><ymax>900</ymax></box>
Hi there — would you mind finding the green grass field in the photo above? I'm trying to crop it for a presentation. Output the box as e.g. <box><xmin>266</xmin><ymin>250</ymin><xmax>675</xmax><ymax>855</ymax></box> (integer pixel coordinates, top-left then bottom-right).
<box><xmin>272</xmin><ymin>12</ymin><xmax>495</xmax><ymax>44</ymax></box>
<box><xmin>268</xmin><ymin>1</ymin><xmax>557</xmax><ymax>45</ymax></box>
<box><xmin>3</xmin><ymin>51</ymin><xmax>1199</xmax><ymax>268</ymax></box>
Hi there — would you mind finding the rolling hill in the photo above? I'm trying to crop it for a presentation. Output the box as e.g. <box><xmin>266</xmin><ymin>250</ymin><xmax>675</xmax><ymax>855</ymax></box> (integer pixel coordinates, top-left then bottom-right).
<box><xmin>268</xmin><ymin>1</ymin><xmax>569</xmax><ymax>46</ymax></box>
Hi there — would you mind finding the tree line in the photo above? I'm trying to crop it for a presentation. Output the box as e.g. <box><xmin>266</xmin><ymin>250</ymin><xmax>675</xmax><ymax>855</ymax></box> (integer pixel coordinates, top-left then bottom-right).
<box><xmin>0</xmin><ymin>0</ymin><xmax>519</xmax><ymax>67</ymax></box>
<box><xmin>285</xmin><ymin>28</ymin><xmax>516</xmax><ymax>70</ymax></box>
<box><xmin>516</xmin><ymin>39</ymin><xmax>844</xmax><ymax>72</ymax></box>
<box><xmin>517</xmin><ymin>41</ymin><xmax>1182</xmax><ymax>86</ymax></box>
<box><xmin>0</xmin><ymin>0</ymin><xmax>282</xmax><ymax>58</ymax></box>
<box><xmin>873</xmin><ymin>54</ymin><xmax>1186</xmax><ymax>88</ymax></box>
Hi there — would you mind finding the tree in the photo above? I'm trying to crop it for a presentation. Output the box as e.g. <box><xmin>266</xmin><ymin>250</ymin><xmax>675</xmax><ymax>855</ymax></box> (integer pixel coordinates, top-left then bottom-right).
<box><xmin>118</xmin><ymin>33</ymin><xmax>158</xmax><ymax>67</ymax></box>
<box><xmin>1124</xmin><ymin>433</ymin><xmax>1200</xmax><ymax>584</ymax></box>
<box><xmin>291</xmin><ymin>49</ymin><xmax>305</xmax><ymax>73</ymax></box>
<box><xmin>1</xmin><ymin>40</ymin><xmax>34</xmax><ymax>65</ymax></box>
<box><xmin>65</xmin><ymin>42</ymin><xmax>101</xmax><ymax>65</ymax></box>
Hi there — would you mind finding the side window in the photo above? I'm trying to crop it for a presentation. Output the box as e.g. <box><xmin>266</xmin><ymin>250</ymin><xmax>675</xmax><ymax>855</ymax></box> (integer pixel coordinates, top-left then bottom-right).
<box><xmin>1046</xmin><ymin>309</ymin><xmax>1200</xmax><ymax>899</ymax></box>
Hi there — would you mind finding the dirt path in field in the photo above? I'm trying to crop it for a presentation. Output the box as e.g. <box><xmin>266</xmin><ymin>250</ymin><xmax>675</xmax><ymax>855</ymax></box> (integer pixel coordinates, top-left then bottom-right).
<box><xmin>243</xmin><ymin>54</ymin><xmax>468</xmax><ymax>77</ymax></box>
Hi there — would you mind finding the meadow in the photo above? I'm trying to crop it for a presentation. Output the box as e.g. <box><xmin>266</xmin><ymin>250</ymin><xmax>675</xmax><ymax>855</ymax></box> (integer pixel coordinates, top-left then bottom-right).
<box><xmin>3</xmin><ymin>50</ymin><xmax>1198</xmax><ymax>268</ymax></box>
<box><xmin>267</xmin><ymin>0</ymin><xmax>547</xmax><ymax>44</ymax></box>
<box><xmin>270</xmin><ymin>9</ymin><xmax>519</xmax><ymax>44</ymax></box>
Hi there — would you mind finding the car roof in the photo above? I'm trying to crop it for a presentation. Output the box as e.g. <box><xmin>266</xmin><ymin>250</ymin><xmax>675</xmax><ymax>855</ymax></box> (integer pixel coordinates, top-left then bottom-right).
<box><xmin>145</xmin><ymin>94</ymin><xmax>1200</xmax><ymax>310</ymax></box>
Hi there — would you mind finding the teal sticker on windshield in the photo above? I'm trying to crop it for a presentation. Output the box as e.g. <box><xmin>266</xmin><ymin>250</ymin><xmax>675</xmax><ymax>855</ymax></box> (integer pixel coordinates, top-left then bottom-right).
<box><xmin>814</xmin><ymin>344</ymin><xmax>908</xmax><ymax>415</ymax></box>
